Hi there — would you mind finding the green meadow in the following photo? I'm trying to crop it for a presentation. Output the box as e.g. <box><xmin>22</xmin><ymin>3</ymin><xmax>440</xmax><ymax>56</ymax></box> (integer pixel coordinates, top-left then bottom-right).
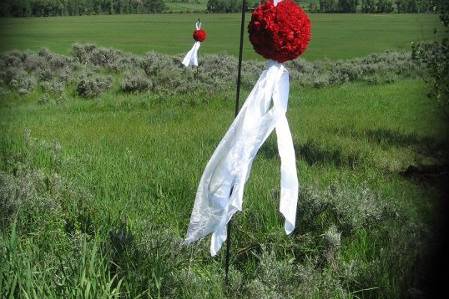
<box><xmin>0</xmin><ymin>13</ymin><xmax>442</xmax><ymax>60</ymax></box>
<box><xmin>0</xmin><ymin>12</ymin><xmax>447</xmax><ymax>298</ymax></box>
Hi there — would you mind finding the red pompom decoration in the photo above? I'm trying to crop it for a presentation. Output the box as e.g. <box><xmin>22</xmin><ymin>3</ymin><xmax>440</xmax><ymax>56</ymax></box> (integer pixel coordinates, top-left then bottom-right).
<box><xmin>248</xmin><ymin>0</ymin><xmax>311</xmax><ymax>63</ymax></box>
<box><xmin>193</xmin><ymin>29</ymin><xmax>207</xmax><ymax>42</ymax></box>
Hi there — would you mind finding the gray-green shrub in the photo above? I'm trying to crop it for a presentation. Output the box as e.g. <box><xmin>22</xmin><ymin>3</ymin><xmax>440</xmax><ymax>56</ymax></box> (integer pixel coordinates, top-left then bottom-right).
<box><xmin>76</xmin><ymin>74</ymin><xmax>112</xmax><ymax>98</ymax></box>
<box><xmin>0</xmin><ymin>44</ymin><xmax>421</xmax><ymax>99</ymax></box>
<box><xmin>121</xmin><ymin>71</ymin><xmax>153</xmax><ymax>93</ymax></box>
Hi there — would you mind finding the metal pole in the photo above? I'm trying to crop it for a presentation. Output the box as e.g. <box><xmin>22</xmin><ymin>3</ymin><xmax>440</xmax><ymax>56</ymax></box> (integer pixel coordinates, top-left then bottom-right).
<box><xmin>225</xmin><ymin>0</ymin><xmax>246</xmax><ymax>286</ymax></box>
<box><xmin>234</xmin><ymin>1</ymin><xmax>246</xmax><ymax>118</ymax></box>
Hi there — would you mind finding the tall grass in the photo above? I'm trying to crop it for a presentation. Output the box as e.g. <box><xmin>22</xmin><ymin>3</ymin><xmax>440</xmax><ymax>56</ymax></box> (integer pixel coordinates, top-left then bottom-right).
<box><xmin>1</xmin><ymin>69</ymin><xmax>447</xmax><ymax>297</ymax></box>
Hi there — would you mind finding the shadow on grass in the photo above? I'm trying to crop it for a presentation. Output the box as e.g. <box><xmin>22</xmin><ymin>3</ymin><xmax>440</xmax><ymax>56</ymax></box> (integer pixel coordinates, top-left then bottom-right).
<box><xmin>259</xmin><ymin>127</ymin><xmax>447</xmax><ymax>170</ymax></box>
<box><xmin>366</xmin><ymin>128</ymin><xmax>443</xmax><ymax>149</ymax></box>
<box><xmin>258</xmin><ymin>140</ymin><xmax>279</xmax><ymax>161</ymax></box>
<box><xmin>297</xmin><ymin>140</ymin><xmax>363</xmax><ymax>169</ymax></box>
<box><xmin>259</xmin><ymin>139</ymin><xmax>364</xmax><ymax>169</ymax></box>
<box><xmin>334</xmin><ymin>127</ymin><xmax>447</xmax><ymax>157</ymax></box>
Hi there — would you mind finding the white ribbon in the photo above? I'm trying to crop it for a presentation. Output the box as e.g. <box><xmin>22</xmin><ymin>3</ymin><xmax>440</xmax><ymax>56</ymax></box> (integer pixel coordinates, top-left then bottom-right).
<box><xmin>182</xmin><ymin>41</ymin><xmax>200</xmax><ymax>67</ymax></box>
<box><xmin>185</xmin><ymin>60</ymin><xmax>299</xmax><ymax>256</ymax></box>
<box><xmin>182</xmin><ymin>20</ymin><xmax>202</xmax><ymax>67</ymax></box>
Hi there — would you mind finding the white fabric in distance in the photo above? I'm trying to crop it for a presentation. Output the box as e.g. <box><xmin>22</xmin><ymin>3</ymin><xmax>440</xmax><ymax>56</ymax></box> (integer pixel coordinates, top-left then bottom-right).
<box><xmin>182</xmin><ymin>20</ymin><xmax>202</xmax><ymax>67</ymax></box>
<box><xmin>182</xmin><ymin>41</ymin><xmax>200</xmax><ymax>67</ymax></box>
<box><xmin>184</xmin><ymin>60</ymin><xmax>299</xmax><ymax>256</ymax></box>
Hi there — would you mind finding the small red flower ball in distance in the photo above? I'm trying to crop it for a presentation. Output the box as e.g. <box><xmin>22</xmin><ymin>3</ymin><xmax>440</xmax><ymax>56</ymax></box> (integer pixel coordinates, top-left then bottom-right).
<box><xmin>193</xmin><ymin>29</ymin><xmax>207</xmax><ymax>42</ymax></box>
<box><xmin>248</xmin><ymin>0</ymin><xmax>311</xmax><ymax>63</ymax></box>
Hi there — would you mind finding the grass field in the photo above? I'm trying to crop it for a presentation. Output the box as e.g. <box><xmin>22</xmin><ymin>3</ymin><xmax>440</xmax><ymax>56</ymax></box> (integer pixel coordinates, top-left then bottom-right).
<box><xmin>0</xmin><ymin>13</ymin><xmax>442</xmax><ymax>60</ymax></box>
<box><xmin>1</xmin><ymin>73</ymin><xmax>447</xmax><ymax>296</ymax></box>
<box><xmin>1</xmin><ymin>11</ymin><xmax>448</xmax><ymax>298</ymax></box>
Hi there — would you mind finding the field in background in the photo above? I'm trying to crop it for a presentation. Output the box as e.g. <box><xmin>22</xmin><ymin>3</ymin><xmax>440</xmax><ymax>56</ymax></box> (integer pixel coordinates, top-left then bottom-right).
<box><xmin>1</xmin><ymin>77</ymin><xmax>446</xmax><ymax>297</ymax></box>
<box><xmin>0</xmin><ymin>13</ymin><xmax>442</xmax><ymax>60</ymax></box>
<box><xmin>0</xmin><ymin>10</ymin><xmax>447</xmax><ymax>298</ymax></box>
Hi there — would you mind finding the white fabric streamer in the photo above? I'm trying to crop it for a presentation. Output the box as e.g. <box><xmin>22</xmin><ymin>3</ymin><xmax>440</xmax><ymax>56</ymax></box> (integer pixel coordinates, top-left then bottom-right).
<box><xmin>182</xmin><ymin>20</ymin><xmax>202</xmax><ymax>67</ymax></box>
<box><xmin>182</xmin><ymin>41</ymin><xmax>200</xmax><ymax>67</ymax></box>
<box><xmin>185</xmin><ymin>60</ymin><xmax>299</xmax><ymax>256</ymax></box>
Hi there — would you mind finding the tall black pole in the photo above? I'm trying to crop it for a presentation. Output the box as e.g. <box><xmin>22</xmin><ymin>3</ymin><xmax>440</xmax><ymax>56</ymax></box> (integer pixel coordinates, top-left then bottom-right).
<box><xmin>234</xmin><ymin>1</ymin><xmax>246</xmax><ymax>118</ymax></box>
<box><xmin>225</xmin><ymin>0</ymin><xmax>246</xmax><ymax>286</ymax></box>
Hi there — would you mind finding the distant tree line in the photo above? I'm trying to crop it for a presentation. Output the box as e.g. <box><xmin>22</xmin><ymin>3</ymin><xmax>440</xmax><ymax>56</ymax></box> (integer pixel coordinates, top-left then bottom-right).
<box><xmin>206</xmin><ymin>0</ymin><xmax>262</xmax><ymax>12</ymax></box>
<box><xmin>205</xmin><ymin>0</ymin><xmax>435</xmax><ymax>13</ymax></box>
<box><xmin>0</xmin><ymin>0</ymin><xmax>437</xmax><ymax>16</ymax></box>
<box><xmin>0</xmin><ymin>0</ymin><xmax>166</xmax><ymax>17</ymax></box>
<box><xmin>318</xmin><ymin>0</ymin><xmax>434</xmax><ymax>13</ymax></box>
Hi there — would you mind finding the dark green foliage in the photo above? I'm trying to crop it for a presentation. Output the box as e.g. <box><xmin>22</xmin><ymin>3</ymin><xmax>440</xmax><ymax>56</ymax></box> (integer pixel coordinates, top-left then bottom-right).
<box><xmin>318</xmin><ymin>0</ymin><xmax>433</xmax><ymax>12</ymax></box>
<box><xmin>376</xmin><ymin>0</ymin><xmax>394</xmax><ymax>12</ymax></box>
<box><xmin>362</xmin><ymin>0</ymin><xmax>395</xmax><ymax>12</ymax></box>
<box><xmin>338</xmin><ymin>0</ymin><xmax>358</xmax><ymax>12</ymax></box>
<box><xmin>206</xmin><ymin>0</ymin><xmax>243</xmax><ymax>12</ymax></box>
<box><xmin>319</xmin><ymin>0</ymin><xmax>339</xmax><ymax>12</ymax></box>
<box><xmin>438</xmin><ymin>0</ymin><xmax>449</xmax><ymax>26</ymax></box>
<box><xmin>395</xmin><ymin>0</ymin><xmax>434</xmax><ymax>13</ymax></box>
<box><xmin>319</xmin><ymin>0</ymin><xmax>358</xmax><ymax>12</ymax></box>
<box><xmin>0</xmin><ymin>0</ymin><xmax>166</xmax><ymax>17</ymax></box>
<box><xmin>362</xmin><ymin>0</ymin><xmax>376</xmax><ymax>12</ymax></box>
<box><xmin>412</xmin><ymin>0</ymin><xmax>449</xmax><ymax>118</ymax></box>
<box><xmin>412</xmin><ymin>40</ymin><xmax>449</xmax><ymax>117</ymax></box>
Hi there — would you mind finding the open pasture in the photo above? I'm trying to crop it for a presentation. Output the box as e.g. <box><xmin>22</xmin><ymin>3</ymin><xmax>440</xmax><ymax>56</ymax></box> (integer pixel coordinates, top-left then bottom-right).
<box><xmin>1</xmin><ymin>71</ymin><xmax>447</xmax><ymax>296</ymax></box>
<box><xmin>0</xmin><ymin>8</ymin><xmax>447</xmax><ymax>298</ymax></box>
<box><xmin>0</xmin><ymin>13</ymin><xmax>442</xmax><ymax>60</ymax></box>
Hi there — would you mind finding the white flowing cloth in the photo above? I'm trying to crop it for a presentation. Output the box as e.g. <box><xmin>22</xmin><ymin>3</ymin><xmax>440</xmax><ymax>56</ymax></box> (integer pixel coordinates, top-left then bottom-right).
<box><xmin>185</xmin><ymin>60</ymin><xmax>299</xmax><ymax>256</ymax></box>
<box><xmin>182</xmin><ymin>20</ymin><xmax>202</xmax><ymax>67</ymax></box>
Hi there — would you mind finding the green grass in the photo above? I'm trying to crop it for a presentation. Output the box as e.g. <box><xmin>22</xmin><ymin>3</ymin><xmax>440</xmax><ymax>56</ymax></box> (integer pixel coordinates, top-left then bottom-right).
<box><xmin>0</xmin><ymin>13</ymin><xmax>442</xmax><ymax>60</ymax></box>
<box><xmin>0</xmin><ymin>78</ymin><xmax>446</xmax><ymax>297</ymax></box>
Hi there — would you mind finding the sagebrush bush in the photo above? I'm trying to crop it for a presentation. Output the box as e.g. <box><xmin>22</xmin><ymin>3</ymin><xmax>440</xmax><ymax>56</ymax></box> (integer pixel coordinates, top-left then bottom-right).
<box><xmin>0</xmin><ymin>171</ymin><xmax>22</xmax><ymax>229</ymax></box>
<box><xmin>298</xmin><ymin>182</ymin><xmax>397</xmax><ymax>235</ymax></box>
<box><xmin>0</xmin><ymin>132</ymin><xmax>95</xmax><ymax>235</ymax></box>
<box><xmin>0</xmin><ymin>50</ymin><xmax>27</xmax><ymax>69</ymax></box>
<box><xmin>0</xmin><ymin>45</ymin><xmax>421</xmax><ymax>100</ymax></box>
<box><xmin>121</xmin><ymin>71</ymin><xmax>153</xmax><ymax>93</ymax></box>
<box><xmin>73</xmin><ymin>43</ymin><xmax>139</xmax><ymax>71</ymax></box>
<box><xmin>141</xmin><ymin>51</ymin><xmax>177</xmax><ymax>77</ymax></box>
<box><xmin>76</xmin><ymin>74</ymin><xmax>112</xmax><ymax>98</ymax></box>
<box><xmin>4</xmin><ymin>68</ymin><xmax>36</xmax><ymax>94</ymax></box>
<box><xmin>40</xmin><ymin>79</ymin><xmax>65</xmax><ymax>95</ymax></box>
<box><xmin>0</xmin><ymin>131</ymin><xmax>112</xmax><ymax>297</ymax></box>
<box><xmin>0</xmin><ymin>126</ymin><xmax>430</xmax><ymax>297</ymax></box>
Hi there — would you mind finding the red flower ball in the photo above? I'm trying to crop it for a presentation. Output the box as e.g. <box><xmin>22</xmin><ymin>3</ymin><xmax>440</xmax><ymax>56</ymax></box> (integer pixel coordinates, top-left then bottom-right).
<box><xmin>248</xmin><ymin>0</ymin><xmax>311</xmax><ymax>63</ymax></box>
<box><xmin>193</xmin><ymin>29</ymin><xmax>207</xmax><ymax>42</ymax></box>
